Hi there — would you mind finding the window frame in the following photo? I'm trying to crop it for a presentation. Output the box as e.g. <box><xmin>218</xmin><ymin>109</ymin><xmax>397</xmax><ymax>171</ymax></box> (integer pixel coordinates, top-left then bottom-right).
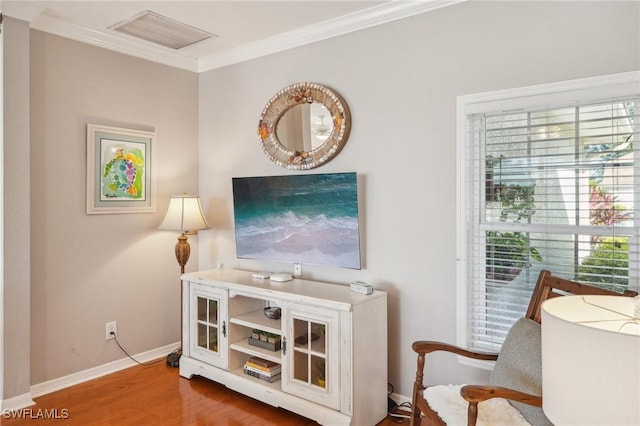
<box><xmin>456</xmin><ymin>71</ymin><xmax>640</xmax><ymax>368</ymax></box>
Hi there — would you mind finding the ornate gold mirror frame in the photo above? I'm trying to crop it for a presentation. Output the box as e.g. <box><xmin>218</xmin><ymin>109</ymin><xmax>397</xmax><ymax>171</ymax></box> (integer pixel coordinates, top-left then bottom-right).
<box><xmin>258</xmin><ymin>82</ymin><xmax>351</xmax><ymax>170</ymax></box>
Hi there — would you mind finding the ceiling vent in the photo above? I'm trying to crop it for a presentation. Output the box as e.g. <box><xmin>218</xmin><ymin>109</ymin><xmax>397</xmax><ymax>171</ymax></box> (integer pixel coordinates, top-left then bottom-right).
<box><xmin>110</xmin><ymin>11</ymin><xmax>216</xmax><ymax>50</ymax></box>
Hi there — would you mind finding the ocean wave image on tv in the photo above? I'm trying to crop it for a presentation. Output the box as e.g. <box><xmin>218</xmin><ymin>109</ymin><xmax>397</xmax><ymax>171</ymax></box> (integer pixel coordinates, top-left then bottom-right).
<box><xmin>232</xmin><ymin>172</ymin><xmax>361</xmax><ymax>269</ymax></box>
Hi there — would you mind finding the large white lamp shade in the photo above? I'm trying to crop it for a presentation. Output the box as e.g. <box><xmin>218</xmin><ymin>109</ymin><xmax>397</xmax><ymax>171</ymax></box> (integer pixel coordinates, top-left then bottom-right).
<box><xmin>159</xmin><ymin>195</ymin><xmax>209</xmax><ymax>232</ymax></box>
<box><xmin>541</xmin><ymin>295</ymin><xmax>640</xmax><ymax>426</ymax></box>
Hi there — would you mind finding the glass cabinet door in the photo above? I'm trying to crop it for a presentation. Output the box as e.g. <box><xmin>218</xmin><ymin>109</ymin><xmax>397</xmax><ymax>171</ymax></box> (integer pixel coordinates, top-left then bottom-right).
<box><xmin>189</xmin><ymin>284</ymin><xmax>228</xmax><ymax>369</ymax></box>
<box><xmin>292</xmin><ymin>319</ymin><xmax>327</xmax><ymax>388</ymax></box>
<box><xmin>197</xmin><ymin>296</ymin><xmax>219</xmax><ymax>353</ymax></box>
<box><xmin>282</xmin><ymin>303</ymin><xmax>340</xmax><ymax>409</ymax></box>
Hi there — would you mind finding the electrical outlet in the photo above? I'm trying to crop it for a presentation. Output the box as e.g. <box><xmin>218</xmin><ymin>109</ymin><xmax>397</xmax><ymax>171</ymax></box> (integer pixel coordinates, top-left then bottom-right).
<box><xmin>294</xmin><ymin>263</ymin><xmax>302</xmax><ymax>276</ymax></box>
<box><xmin>105</xmin><ymin>321</ymin><xmax>117</xmax><ymax>340</ymax></box>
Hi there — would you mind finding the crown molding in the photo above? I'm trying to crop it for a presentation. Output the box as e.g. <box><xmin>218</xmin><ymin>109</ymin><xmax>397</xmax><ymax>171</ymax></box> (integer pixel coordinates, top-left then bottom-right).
<box><xmin>197</xmin><ymin>0</ymin><xmax>465</xmax><ymax>72</ymax></box>
<box><xmin>3</xmin><ymin>0</ymin><xmax>465</xmax><ymax>73</ymax></box>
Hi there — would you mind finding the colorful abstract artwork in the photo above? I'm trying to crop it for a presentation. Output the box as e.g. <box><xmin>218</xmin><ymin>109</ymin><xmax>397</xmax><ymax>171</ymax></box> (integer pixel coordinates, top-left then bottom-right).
<box><xmin>87</xmin><ymin>124</ymin><xmax>156</xmax><ymax>214</ymax></box>
<box><xmin>100</xmin><ymin>140</ymin><xmax>146</xmax><ymax>200</ymax></box>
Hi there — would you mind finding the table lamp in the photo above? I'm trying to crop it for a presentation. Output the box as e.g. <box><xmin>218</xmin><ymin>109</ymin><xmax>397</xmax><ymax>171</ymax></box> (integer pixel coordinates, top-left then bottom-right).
<box><xmin>159</xmin><ymin>194</ymin><xmax>210</xmax><ymax>274</ymax></box>
<box><xmin>541</xmin><ymin>295</ymin><xmax>640</xmax><ymax>426</ymax></box>
<box><xmin>159</xmin><ymin>194</ymin><xmax>209</xmax><ymax>367</ymax></box>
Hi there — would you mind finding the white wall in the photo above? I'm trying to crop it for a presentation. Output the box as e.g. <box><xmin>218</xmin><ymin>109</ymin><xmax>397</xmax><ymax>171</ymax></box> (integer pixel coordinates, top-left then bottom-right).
<box><xmin>198</xmin><ymin>1</ymin><xmax>640</xmax><ymax>397</ymax></box>
<box><xmin>29</xmin><ymin>31</ymin><xmax>200</xmax><ymax>384</ymax></box>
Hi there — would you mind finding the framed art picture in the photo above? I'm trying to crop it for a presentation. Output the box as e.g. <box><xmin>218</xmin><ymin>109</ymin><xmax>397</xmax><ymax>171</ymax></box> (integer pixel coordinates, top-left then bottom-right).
<box><xmin>87</xmin><ymin>124</ymin><xmax>156</xmax><ymax>214</ymax></box>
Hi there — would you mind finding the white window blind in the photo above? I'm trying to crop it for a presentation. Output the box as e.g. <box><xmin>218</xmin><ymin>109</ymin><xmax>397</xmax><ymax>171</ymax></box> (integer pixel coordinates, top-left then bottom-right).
<box><xmin>459</xmin><ymin>74</ymin><xmax>640</xmax><ymax>353</ymax></box>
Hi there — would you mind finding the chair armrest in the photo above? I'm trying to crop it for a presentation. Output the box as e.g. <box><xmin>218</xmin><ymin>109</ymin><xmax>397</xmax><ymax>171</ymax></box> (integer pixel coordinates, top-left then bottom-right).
<box><xmin>460</xmin><ymin>385</ymin><xmax>542</xmax><ymax>407</ymax></box>
<box><xmin>410</xmin><ymin>343</ymin><xmax>499</xmax><ymax>426</ymax></box>
<box><xmin>412</xmin><ymin>341</ymin><xmax>498</xmax><ymax>362</ymax></box>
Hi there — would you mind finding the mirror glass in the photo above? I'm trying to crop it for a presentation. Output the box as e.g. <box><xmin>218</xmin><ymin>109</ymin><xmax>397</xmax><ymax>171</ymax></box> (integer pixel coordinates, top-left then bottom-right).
<box><xmin>275</xmin><ymin>103</ymin><xmax>332</xmax><ymax>152</ymax></box>
<box><xmin>258</xmin><ymin>82</ymin><xmax>351</xmax><ymax>170</ymax></box>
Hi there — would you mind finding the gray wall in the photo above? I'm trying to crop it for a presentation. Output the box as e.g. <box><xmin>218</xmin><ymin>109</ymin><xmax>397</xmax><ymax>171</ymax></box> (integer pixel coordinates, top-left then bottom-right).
<box><xmin>29</xmin><ymin>31</ymin><xmax>200</xmax><ymax>384</ymax></box>
<box><xmin>3</xmin><ymin>17</ymin><xmax>31</xmax><ymax>401</ymax></box>
<box><xmin>197</xmin><ymin>1</ymin><xmax>640</xmax><ymax>397</ymax></box>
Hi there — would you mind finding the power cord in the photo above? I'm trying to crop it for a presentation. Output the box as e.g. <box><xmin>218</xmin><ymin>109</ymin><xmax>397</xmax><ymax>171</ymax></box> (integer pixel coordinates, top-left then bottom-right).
<box><xmin>388</xmin><ymin>405</ymin><xmax>412</xmax><ymax>421</ymax></box>
<box><xmin>387</xmin><ymin>383</ymin><xmax>412</xmax><ymax>422</ymax></box>
<box><xmin>396</xmin><ymin>402</ymin><xmax>413</xmax><ymax>411</ymax></box>
<box><xmin>110</xmin><ymin>331</ymin><xmax>173</xmax><ymax>366</ymax></box>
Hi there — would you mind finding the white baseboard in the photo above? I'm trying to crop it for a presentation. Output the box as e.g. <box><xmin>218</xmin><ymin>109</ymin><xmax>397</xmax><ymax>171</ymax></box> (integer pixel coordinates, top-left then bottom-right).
<box><xmin>30</xmin><ymin>342</ymin><xmax>179</xmax><ymax>398</ymax></box>
<box><xmin>1</xmin><ymin>392</ymin><xmax>36</xmax><ymax>412</ymax></box>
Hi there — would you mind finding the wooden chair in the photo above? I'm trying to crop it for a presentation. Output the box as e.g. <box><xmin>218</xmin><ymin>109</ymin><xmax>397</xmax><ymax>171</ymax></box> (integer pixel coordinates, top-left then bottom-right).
<box><xmin>410</xmin><ymin>269</ymin><xmax>638</xmax><ymax>426</ymax></box>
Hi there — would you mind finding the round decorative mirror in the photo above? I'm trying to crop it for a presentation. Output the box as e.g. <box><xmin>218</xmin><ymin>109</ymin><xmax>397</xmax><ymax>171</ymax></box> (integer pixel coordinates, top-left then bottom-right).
<box><xmin>258</xmin><ymin>82</ymin><xmax>351</xmax><ymax>169</ymax></box>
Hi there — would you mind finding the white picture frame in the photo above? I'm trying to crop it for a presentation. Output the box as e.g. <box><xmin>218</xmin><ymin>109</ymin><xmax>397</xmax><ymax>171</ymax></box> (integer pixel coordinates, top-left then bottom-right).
<box><xmin>86</xmin><ymin>124</ymin><xmax>156</xmax><ymax>214</ymax></box>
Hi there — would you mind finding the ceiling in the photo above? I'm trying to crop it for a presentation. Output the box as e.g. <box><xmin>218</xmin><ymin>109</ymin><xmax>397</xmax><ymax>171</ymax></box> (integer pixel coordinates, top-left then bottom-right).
<box><xmin>2</xmin><ymin>0</ymin><xmax>462</xmax><ymax>72</ymax></box>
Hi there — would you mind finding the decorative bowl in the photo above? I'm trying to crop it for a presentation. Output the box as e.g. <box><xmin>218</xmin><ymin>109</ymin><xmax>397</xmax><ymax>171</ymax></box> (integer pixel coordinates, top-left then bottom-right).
<box><xmin>264</xmin><ymin>307</ymin><xmax>281</xmax><ymax>320</ymax></box>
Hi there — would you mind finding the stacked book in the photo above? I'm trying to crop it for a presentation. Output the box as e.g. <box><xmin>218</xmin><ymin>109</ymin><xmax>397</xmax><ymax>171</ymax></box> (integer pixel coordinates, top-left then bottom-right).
<box><xmin>243</xmin><ymin>356</ymin><xmax>281</xmax><ymax>383</ymax></box>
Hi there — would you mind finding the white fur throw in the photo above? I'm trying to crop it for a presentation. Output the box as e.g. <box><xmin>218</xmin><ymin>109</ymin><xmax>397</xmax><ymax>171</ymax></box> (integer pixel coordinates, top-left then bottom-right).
<box><xmin>424</xmin><ymin>385</ymin><xmax>532</xmax><ymax>426</ymax></box>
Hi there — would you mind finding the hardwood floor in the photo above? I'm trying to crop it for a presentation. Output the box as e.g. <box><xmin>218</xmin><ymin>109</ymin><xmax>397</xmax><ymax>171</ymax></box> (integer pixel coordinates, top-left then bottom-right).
<box><xmin>0</xmin><ymin>359</ymin><xmax>409</xmax><ymax>425</ymax></box>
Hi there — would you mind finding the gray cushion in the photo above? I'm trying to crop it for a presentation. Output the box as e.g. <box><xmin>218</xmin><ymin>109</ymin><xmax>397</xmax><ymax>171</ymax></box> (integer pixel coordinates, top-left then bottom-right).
<box><xmin>489</xmin><ymin>317</ymin><xmax>553</xmax><ymax>426</ymax></box>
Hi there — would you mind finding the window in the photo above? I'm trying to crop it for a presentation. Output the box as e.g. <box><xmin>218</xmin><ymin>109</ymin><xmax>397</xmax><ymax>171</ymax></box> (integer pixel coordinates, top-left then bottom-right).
<box><xmin>457</xmin><ymin>72</ymin><xmax>640</xmax><ymax>354</ymax></box>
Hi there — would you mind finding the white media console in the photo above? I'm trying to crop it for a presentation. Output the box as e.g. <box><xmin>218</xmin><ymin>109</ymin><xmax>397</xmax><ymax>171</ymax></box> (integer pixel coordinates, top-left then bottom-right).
<box><xmin>179</xmin><ymin>268</ymin><xmax>388</xmax><ymax>425</ymax></box>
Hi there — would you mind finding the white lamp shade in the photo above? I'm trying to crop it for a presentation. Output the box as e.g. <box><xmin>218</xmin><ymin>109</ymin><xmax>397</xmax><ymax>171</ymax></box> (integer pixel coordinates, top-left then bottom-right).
<box><xmin>541</xmin><ymin>295</ymin><xmax>640</xmax><ymax>426</ymax></box>
<box><xmin>158</xmin><ymin>195</ymin><xmax>209</xmax><ymax>232</ymax></box>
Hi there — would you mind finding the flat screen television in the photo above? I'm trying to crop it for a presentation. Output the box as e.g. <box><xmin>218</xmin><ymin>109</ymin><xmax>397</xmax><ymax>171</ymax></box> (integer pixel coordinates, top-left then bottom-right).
<box><xmin>232</xmin><ymin>172</ymin><xmax>361</xmax><ymax>269</ymax></box>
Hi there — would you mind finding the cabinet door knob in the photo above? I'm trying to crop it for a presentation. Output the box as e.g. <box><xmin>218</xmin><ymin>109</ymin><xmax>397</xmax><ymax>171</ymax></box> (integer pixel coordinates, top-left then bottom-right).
<box><xmin>282</xmin><ymin>337</ymin><xmax>287</xmax><ymax>355</ymax></box>
<box><xmin>222</xmin><ymin>321</ymin><xmax>227</xmax><ymax>337</ymax></box>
